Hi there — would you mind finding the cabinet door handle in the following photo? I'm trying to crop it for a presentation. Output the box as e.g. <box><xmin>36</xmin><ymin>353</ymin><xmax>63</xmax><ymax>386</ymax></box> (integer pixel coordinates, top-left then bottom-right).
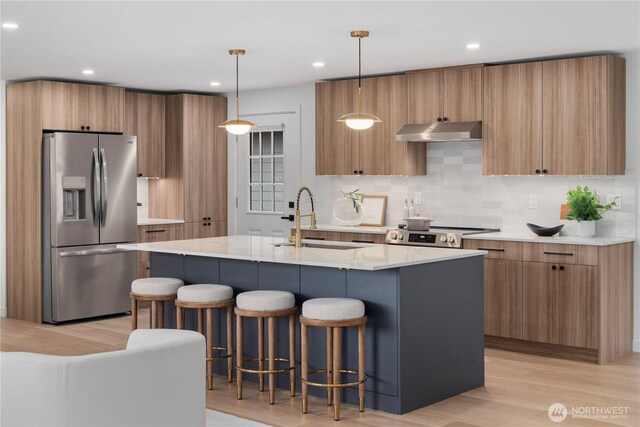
<box><xmin>145</xmin><ymin>229</ymin><xmax>167</xmax><ymax>233</ymax></box>
<box><xmin>559</xmin><ymin>265</ymin><xmax>565</xmax><ymax>271</ymax></box>
<box><xmin>353</xmin><ymin>170</ymin><xmax>358</xmax><ymax>174</ymax></box>
<box><xmin>542</xmin><ymin>169</ymin><xmax>548</xmax><ymax>174</ymax></box>
<box><xmin>543</xmin><ymin>251</ymin><xmax>573</xmax><ymax>256</ymax></box>
<box><xmin>359</xmin><ymin>170</ymin><xmax>364</xmax><ymax>174</ymax></box>
<box><xmin>443</xmin><ymin>117</ymin><xmax>448</xmax><ymax>122</ymax></box>
<box><xmin>86</xmin><ymin>126</ymin><xmax>91</xmax><ymax>130</ymax></box>
<box><xmin>551</xmin><ymin>265</ymin><xmax>557</xmax><ymax>270</ymax></box>
<box><xmin>535</xmin><ymin>169</ymin><xmax>541</xmax><ymax>174</ymax></box>
<box><xmin>81</xmin><ymin>125</ymin><xmax>85</xmax><ymax>130</ymax></box>
<box><xmin>478</xmin><ymin>248</ymin><xmax>505</xmax><ymax>252</ymax></box>
<box><xmin>352</xmin><ymin>239</ymin><xmax>374</xmax><ymax>244</ymax></box>
<box><xmin>437</xmin><ymin>117</ymin><xmax>442</xmax><ymax>122</ymax></box>
<box><xmin>305</xmin><ymin>237</ymin><xmax>325</xmax><ymax>241</ymax></box>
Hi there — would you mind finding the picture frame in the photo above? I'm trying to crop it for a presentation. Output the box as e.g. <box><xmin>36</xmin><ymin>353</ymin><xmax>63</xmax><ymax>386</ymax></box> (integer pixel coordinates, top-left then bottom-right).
<box><xmin>360</xmin><ymin>195</ymin><xmax>387</xmax><ymax>227</ymax></box>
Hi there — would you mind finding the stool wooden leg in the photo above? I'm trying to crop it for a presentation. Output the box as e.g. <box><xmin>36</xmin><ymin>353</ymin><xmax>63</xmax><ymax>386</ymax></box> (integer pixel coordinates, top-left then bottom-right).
<box><xmin>131</xmin><ymin>298</ymin><xmax>138</xmax><ymax>331</ymax></box>
<box><xmin>197</xmin><ymin>309</ymin><xmax>204</xmax><ymax>334</ymax></box>
<box><xmin>226</xmin><ymin>306</ymin><xmax>233</xmax><ymax>383</ymax></box>
<box><xmin>176</xmin><ymin>306</ymin><xmax>184</xmax><ymax>329</ymax></box>
<box><xmin>236</xmin><ymin>313</ymin><xmax>243</xmax><ymax>400</ymax></box>
<box><xmin>206</xmin><ymin>308</ymin><xmax>214</xmax><ymax>390</ymax></box>
<box><xmin>301</xmin><ymin>322</ymin><xmax>308</xmax><ymax>414</ymax></box>
<box><xmin>258</xmin><ymin>316</ymin><xmax>265</xmax><ymax>392</ymax></box>
<box><xmin>289</xmin><ymin>313</ymin><xmax>296</xmax><ymax>397</ymax></box>
<box><xmin>333</xmin><ymin>327</ymin><xmax>342</xmax><ymax>421</ymax></box>
<box><xmin>358</xmin><ymin>323</ymin><xmax>366</xmax><ymax>412</ymax></box>
<box><xmin>326</xmin><ymin>326</ymin><xmax>333</xmax><ymax>406</ymax></box>
<box><xmin>268</xmin><ymin>317</ymin><xmax>276</xmax><ymax>405</ymax></box>
<box><xmin>157</xmin><ymin>301</ymin><xmax>164</xmax><ymax>329</ymax></box>
<box><xmin>151</xmin><ymin>301</ymin><xmax>157</xmax><ymax>329</ymax></box>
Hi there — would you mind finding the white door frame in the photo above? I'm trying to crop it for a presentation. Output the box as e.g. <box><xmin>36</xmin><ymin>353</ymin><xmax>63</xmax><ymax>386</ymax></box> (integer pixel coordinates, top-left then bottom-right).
<box><xmin>228</xmin><ymin>105</ymin><xmax>302</xmax><ymax>236</ymax></box>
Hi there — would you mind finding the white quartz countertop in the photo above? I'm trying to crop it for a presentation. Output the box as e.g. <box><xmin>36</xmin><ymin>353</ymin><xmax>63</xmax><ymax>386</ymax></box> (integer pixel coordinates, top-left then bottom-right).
<box><xmin>294</xmin><ymin>224</ymin><xmax>392</xmax><ymax>235</ymax></box>
<box><xmin>464</xmin><ymin>231</ymin><xmax>635</xmax><ymax>246</ymax></box>
<box><xmin>137</xmin><ymin>218</ymin><xmax>186</xmax><ymax>226</ymax></box>
<box><xmin>118</xmin><ymin>235</ymin><xmax>486</xmax><ymax>271</ymax></box>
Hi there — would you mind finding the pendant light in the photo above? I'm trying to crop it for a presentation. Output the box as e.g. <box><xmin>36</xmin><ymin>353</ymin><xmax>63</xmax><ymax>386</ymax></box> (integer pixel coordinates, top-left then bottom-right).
<box><xmin>337</xmin><ymin>30</ymin><xmax>381</xmax><ymax>130</ymax></box>
<box><xmin>219</xmin><ymin>49</ymin><xmax>256</xmax><ymax>135</ymax></box>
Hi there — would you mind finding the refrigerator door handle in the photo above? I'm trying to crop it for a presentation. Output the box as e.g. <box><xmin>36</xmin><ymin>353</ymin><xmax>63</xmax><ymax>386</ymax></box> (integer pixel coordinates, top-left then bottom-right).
<box><xmin>92</xmin><ymin>148</ymin><xmax>101</xmax><ymax>226</ymax></box>
<box><xmin>59</xmin><ymin>248</ymin><xmax>134</xmax><ymax>257</ymax></box>
<box><xmin>100</xmin><ymin>148</ymin><xmax>108</xmax><ymax>227</ymax></box>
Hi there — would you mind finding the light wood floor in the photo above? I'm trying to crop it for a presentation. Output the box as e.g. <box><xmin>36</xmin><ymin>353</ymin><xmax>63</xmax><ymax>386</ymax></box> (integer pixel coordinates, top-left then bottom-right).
<box><xmin>2</xmin><ymin>310</ymin><xmax>639</xmax><ymax>426</ymax></box>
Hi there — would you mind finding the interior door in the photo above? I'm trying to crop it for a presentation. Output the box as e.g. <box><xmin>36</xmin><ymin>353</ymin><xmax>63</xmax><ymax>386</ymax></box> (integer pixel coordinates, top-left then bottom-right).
<box><xmin>48</xmin><ymin>132</ymin><xmax>100</xmax><ymax>247</ymax></box>
<box><xmin>98</xmin><ymin>135</ymin><xmax>137</xmax><ymax>244</ymax></box>
<box><xmin>236</xmin><ymin>109</ymin><xmax>301</xmax><ymax>237</ymax></box>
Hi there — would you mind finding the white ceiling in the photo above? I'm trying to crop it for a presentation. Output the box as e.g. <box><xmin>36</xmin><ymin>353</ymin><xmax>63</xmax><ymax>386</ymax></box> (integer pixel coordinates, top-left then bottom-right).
<box><xmin>1</xmin><ymin>1</ymin><xmax>639</xmax><ymax>93</ymax></box>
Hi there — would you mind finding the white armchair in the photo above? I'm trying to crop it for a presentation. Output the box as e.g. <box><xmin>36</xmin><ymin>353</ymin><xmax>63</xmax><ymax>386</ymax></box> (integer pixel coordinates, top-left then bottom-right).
<box><xmin>1</xmin><ymin>329</ymin><xmax>206</xmax><ymax>427</ymax></box>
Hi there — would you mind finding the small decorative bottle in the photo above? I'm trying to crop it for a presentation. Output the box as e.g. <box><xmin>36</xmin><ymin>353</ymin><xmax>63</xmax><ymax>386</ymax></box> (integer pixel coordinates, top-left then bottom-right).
<box><xmin>408</xmin><ymin>199</ymin><xmax>416</xmax><ymax>217</ymax></box>
<box><xmin>402</xmin><ymin>199</ymin><xmax>410</xmax><ymax>220</ymax></box>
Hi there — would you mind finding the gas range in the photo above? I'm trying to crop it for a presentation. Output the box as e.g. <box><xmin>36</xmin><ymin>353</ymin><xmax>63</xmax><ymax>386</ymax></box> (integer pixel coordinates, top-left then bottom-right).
<box><xmin>384</xmin><ymin>225</ymin><xmax>499</xmax><ymax>249</ymax></box>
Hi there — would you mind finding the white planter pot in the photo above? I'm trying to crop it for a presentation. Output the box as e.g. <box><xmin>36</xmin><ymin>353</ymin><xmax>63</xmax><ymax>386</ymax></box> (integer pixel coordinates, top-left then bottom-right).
<box><xmin>576</xmin><ymin>220</ymin><xmax>596</xmax><ymax>238</ymax></box>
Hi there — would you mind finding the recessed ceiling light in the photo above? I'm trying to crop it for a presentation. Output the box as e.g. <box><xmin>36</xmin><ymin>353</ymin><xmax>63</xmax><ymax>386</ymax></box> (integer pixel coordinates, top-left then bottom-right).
<box><xmin>82</xmin><ymin>69</ymin><xmax>95</xmax><ymax>75</ymax></box>
<box><xmin>313</xmin><ymin>62</ymin><xmax>325</xmax><ymax>68</ymax></box>
<box><xmin>466</xmin><ymin>43</ymin><xmax>480</xmax><ymax>50</ymax></box>
<box><xmin>210</xmin><ymin>81</ymin><xmax>221</xmax><ymax>87</ymax></box>
<box><xmin>2</xmin><ymin>22</ymin><xmax>19</xmax><ymax>29</ymax></box>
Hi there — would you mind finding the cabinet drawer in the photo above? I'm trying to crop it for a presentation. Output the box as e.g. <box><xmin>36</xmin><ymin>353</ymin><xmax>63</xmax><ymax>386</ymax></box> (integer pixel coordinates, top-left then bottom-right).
<box><xmin>137</xmin><ymin>223</ymin><xmax>184</xmax><ymax>243</ymax></box>
<box><xmin>464</xmin><ymin>239</ymin><xmax>523</xmax><ymax>260</ymax></box>
<box><xmin>523</xmin><ymin>243</ymin><xmax>598</xmax><ymax>266</ymax></box>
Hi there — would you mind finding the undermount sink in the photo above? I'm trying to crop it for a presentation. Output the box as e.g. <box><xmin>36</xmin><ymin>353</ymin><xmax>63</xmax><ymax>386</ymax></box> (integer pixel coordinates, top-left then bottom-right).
<box><xmin>273</xmin><ymin>243</ymin><xmax>365</xmax><ymax>250</ymax></box>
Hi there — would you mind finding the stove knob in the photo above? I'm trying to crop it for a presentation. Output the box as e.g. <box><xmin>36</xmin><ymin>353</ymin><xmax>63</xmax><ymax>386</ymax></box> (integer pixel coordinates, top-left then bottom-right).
<box><xmin>448</xmin><ymin>236</ymin><xmax>456</xmax><ymax>244</ymax></box>
<box><xmin>440</xmin><ymin>235</ymin><xmax>447</xmax><ymax>243</ymax></box>
<box><xmin>390</xmin><ymin>232</ymin><xmax>397</xmax><ymax>240</ymax></box>
<box><xmin>397</xmin><ymin>234</ymin><xmax>404</xmax><ymax>240</ymax></box>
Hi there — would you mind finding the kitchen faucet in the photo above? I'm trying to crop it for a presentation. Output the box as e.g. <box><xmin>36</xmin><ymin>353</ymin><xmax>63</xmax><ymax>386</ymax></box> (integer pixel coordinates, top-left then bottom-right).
<box><xmin>289</xmin><ymin>186</ymin><xmax>317</xmax><ymax>248</ymax></box>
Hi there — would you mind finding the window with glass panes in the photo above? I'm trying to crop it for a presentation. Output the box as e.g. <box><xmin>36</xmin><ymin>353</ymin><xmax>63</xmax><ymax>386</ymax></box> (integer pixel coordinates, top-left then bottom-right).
<box><xmin>249</xmin><ymin>129</ymin><xmax>284</xmax><ymax>213</ymax></box>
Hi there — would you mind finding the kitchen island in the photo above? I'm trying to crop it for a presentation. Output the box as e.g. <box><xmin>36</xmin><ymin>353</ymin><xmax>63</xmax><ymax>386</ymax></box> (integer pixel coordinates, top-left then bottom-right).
<box><xmin>119</xmin><ymin>236</ymin><xmax>486</xmax><ymax>414</ymax></box>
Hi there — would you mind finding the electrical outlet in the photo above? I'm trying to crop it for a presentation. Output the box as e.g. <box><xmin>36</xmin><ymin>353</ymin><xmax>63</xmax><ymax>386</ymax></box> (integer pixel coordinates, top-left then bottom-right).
<box><xmin>529</xmin><ymin>194</ymin><xmax>538</xmax><ymax>209</ymax></box>
<box><xmin>606</xmin><ymin>194</ymin><xmax>621</xmax><ymax>209</ymax></box>
<box><xmin>414</xmin><ymin>192</ymin><xmax>422</xmax><ymax>205</ymax></box>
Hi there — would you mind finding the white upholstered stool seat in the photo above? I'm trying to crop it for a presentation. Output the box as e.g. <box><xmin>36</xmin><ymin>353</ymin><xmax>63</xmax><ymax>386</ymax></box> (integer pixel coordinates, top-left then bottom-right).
<box><xmin>131</xmin><ymin>277</ymin><xmax>184</xmax><ymax>296</ymax></box>
<box><xmin>302</xmin><ymin>298</ymin><xmax>365</xmax><ymax>321</ymax></box>
<box><xmin>177</xmin><ymin>284</ymin><xmax>233</xmax><ymax>303</ymax></box>
<box><xmin>236</xmin><ymin>290</ymin><xmax>295</xmax><ymax>312</ymax></box>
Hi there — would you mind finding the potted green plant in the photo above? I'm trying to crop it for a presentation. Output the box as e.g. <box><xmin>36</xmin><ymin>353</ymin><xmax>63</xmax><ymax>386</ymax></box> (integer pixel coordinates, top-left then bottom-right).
<box><xmin>565</xmin><ymin>185</ymin><xmax>617</xmax><ymax>237</ymax></box>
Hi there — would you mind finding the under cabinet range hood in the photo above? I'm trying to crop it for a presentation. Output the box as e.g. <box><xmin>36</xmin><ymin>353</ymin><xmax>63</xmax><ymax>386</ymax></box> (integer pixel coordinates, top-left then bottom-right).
<box><xmin>396</xmin><ymin>121</ymin><xmax>482</xmax><ymax>142</ymax></box>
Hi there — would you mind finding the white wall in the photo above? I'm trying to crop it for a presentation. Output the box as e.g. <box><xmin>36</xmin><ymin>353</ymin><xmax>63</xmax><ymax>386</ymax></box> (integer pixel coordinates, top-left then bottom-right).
<box><xmin>228</xmin><ymin>52</ymin><xmax>640</xmax><ymax>350</ymax></box>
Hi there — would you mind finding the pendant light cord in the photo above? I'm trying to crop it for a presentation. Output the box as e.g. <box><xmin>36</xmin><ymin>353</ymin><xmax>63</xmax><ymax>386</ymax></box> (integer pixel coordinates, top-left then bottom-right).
<box><xmin>236</xmin><ymin>54</ymin><xmax>240</xmax><ymax>121</ymax></box>
<box><xmin>357</xmin><ymin>36</ymin><xmax>362</xmax><ymax>114</ymax></box>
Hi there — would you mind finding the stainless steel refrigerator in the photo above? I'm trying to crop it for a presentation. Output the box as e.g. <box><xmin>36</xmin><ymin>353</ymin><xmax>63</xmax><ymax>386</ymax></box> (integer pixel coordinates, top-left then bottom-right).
<box><xmin>42</xmin><ymin>132</ymin><xmax>137</xmax><ymax>323</ymax></box>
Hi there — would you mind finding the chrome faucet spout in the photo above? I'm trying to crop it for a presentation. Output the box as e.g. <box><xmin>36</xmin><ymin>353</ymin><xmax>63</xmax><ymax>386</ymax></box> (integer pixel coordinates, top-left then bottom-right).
<box><xmin>290</xmin><ymin>186</ymin><xmax>317</xmax><ymax>248</ymax></box>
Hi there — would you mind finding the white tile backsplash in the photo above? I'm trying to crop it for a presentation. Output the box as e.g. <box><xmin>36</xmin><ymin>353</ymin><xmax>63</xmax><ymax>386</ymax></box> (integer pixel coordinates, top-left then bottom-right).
<box><xmin>137</xmin><ymin>179</ymin><xmax>149</xmax><ymax>221</ymax></box>
<box><xmin>330</xmin><ymin>142</ymin><xmax>636</xmax><ymax>238</ymax></box>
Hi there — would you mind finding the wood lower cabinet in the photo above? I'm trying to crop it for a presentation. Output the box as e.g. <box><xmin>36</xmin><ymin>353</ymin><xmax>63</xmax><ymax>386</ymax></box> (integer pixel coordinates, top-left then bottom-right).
<box><xmin>183</xmin><ymin>221</ymin><xmax>227</xmax><ymax>239</ymax></box>
<box><xmin>407</xmin><ymin>65</ymin><xmax>482</xmax><ymax>123</ymax></box>
<box><xmin>467</xmin><ymin>238</ymin><xmax>633</xmax><ymax>364</ymax></box>
<box><xmin>298</xmin><ymin>229</ymin><xmax>386</xmax><ymax>244</ymax></box>
<box><xmin>41</xmin><ymin>80</ymin><xmax>124</xmax><ymax>132</ymax></box>
<box><xmin>482</xmin><ymin>55</ymin><xmax>625</xmax><ymax>176</ymax></box>
<box><xmin>315</xmin><ymin>75</ymin><xmax>426</xmax><ymax>176</ymax></box>
<box><xmin>484</xmin><ymin>259</ymin><xmax>523</xmax><ymax>339</ymax></box>
<box><xmin>149</xmin><ymin>93</ymin><xmax>228</xmax><ymax>222</ymax></box>
<box><xmin>125</xmin><ymin>91</ymin><xmax>166</xmax><ymax>178</ymax></box>
<box><xmin>136</xmin><ymin>224</ymin><xmax>184</xmax><ymax>278</ymax></box>
<box><xmin>522</xmin><ymin>262</ymin><xmax>598</xmax><ymax>349</ymax></box>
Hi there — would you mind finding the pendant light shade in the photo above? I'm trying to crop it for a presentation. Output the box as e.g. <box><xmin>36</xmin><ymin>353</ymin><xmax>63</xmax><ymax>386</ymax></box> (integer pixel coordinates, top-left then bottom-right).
<box><xmin>219</xmin><ymin>49</ymin><xmax>256</xmax><ymax>135</ymax></box>
<box><xmin>338</xmin><ymin>30</ymin><xmax>381</xmax><ymax>130</ymax></box>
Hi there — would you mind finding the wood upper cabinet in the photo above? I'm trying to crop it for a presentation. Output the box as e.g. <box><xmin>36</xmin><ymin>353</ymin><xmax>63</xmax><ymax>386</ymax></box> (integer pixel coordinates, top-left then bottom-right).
<box><xmin>41</xmin><ymin>81</ymin><xmax>124</xmax><ymax>132</ymax></box>
<box><xmin>149</xmin><ymin>93</ymin><xmax>228</xmax><ymax>222</ymax></box>
<box><xmin>542</xmin><ymin>55</ymin><xmax>625</xmax><ymax>175</ymax></box>
<box><xmin>483</xmin><ymin>55</ymin><xmax>625</xmax><ymax>176</ymax></box>
<box><xmin>316</xmin><ymin>75</ymin><xmax>425</xmax><ymax>176</ymax></box>
<box><xmin>125</xmin><ymin>91</ymin><xmax>166</xmax><ymax>178</ymax></box>
<box><xmin>407</xmin><ymin>66</ymin><xmax>482</xmax><ymax>123</ymax></box>
<box><xmin>522</xmin><ymin>262</ymin><xmax>598</xmax><ymax>349</ymax></box>
<box><xmin>482</xmin><ymin>62</ymin><xmax>543</xmax><ymax>175</ymax></box>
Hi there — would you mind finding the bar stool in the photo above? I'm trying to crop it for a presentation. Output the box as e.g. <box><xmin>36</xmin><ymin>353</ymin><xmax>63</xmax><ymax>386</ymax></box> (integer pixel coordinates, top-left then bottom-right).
<box><xmin>300</xmin><ymin>298</ymin><xmax>367</xmax><ymax>421</ymax></box>
<box><xmin>175</xmin><ymin>284</ymin><xmax>235</xmax><ymax>390</ymax></box>
<box><xmin>235</xmin><ymin>290</ymin><xmax>297</xmax><ymax>404</ymax></box>
<box><xmin>130</xmin><ymin>277</ymin><xmax>183</xmax><ymax>330</ymax></box>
